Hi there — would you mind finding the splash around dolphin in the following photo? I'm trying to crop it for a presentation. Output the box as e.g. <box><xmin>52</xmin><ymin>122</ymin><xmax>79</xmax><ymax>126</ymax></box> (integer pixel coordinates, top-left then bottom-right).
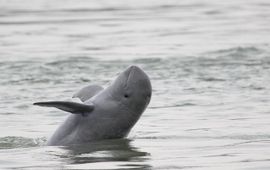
<box><xmin>34</xmin><ymin>65</ymin><xmax>152</xmax><ymax>146</ymax></box>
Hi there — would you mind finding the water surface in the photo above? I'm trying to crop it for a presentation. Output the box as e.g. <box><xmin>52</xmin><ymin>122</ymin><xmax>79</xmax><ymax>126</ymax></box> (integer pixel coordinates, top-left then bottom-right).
<box><xmin>1</xmin><ymin>0</ymin><xmax>270</xmax><ymax>169</ymax></box>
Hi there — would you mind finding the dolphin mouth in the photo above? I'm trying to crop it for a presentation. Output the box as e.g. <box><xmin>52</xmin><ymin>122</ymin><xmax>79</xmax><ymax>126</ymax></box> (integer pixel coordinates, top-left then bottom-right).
<box><xmin>126</xmin><ymin>66</ymin><xmax>135</xmax><ymax>85</ymax></box>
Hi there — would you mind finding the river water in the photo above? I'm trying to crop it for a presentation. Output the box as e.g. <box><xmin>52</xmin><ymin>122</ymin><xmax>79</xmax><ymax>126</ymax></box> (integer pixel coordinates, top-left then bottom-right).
<box><xmin>1</xmin><ymin>0</ymin><xmax>270</xmax><ymax>169</ymax></box>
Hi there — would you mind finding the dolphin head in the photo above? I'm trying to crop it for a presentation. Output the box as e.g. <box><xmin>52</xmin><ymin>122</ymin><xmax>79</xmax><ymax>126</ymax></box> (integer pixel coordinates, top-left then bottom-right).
<box><xmin>109</xmin><ymin>65</ymin><xmax>152</xmax><ymax>114</ymax></box>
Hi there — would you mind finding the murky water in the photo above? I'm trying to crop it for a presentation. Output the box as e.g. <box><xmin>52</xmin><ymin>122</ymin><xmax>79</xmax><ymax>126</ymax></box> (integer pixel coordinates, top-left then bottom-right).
<box><xmin>1</xmin><ymin>0</ymin><xmax>270</xmax><ymax>169</ymax></box>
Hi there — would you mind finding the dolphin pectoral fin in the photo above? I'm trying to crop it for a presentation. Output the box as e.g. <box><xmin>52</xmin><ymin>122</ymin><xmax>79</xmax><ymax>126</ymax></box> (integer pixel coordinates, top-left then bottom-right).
<box><xmin>72</xmin><ymin>85</ymin><xmax>104</xmax><ymax>102</ymax></box>
<box><xmin>33</xmin><ymin>101</ymin><xmax>94</xmax><ymax>115</ymax></box>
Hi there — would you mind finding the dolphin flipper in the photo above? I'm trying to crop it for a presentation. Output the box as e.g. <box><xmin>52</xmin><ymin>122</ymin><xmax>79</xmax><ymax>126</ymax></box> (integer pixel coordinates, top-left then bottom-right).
<box><xmin>34</xmin><ymin>101</ymin><xmax>94</xmax><ymax>116</ymax></box>
<box><xmin>73</xmin><ymin>85</ymin><xmax>104</xmax><ymax>102</ymax></box>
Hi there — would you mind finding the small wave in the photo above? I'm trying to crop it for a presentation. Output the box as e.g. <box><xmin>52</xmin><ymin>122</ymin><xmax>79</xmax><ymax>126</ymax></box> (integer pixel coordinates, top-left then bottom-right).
<box><xmin>45</xmin><ymin>56</ymin><xmax>96</xmax><ymax>66</ymax></box>
<box><xmin>206</xmin><ymin>46</ymin><xmax>265</xmax><ymax>59</ymax></box>
<box><xmin>0</xmin><ymin>136</ymin><xmax>47</xmax><ymax>149</ymax></box>
<box><xmin>149</xmin><ymin>103</ymin><xmax>195</xmax><ymax>109</ymax></box>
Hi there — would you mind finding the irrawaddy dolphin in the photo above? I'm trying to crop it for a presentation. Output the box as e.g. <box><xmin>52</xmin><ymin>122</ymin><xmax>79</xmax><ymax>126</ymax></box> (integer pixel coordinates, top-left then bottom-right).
<box><xmin>34</xmin><ymin>65</ymin><xmax>152</xmax><ymax>146</ymax></box>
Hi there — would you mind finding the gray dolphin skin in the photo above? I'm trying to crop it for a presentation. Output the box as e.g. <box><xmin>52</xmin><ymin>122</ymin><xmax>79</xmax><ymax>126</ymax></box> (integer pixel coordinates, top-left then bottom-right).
<box><xmin>34</xmin><ymin>66</ymin><xmax>152</xmax><ymax>146</ymax></box>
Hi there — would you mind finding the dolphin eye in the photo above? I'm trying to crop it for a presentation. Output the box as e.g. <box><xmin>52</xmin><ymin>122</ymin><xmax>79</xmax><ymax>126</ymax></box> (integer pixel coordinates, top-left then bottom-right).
<box><xmin>124</xmin><ymin>94</ymin><xmax>129</xmax><ymax>98</ymax></box>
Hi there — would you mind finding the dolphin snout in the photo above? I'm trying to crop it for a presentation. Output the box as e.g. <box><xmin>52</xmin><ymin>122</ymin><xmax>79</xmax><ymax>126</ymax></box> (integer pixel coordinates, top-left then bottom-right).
<box><xmin>125</xmin><ymin>65</ymin><xmax>151</xmax><ymax>89</ymax></box>
<box><xmin>126</xmin><ymin>65</ymin><xmax>146</xmax><ymax>76</ymax></box>
<box><xmin>124</xmin><ymin>65</ymin><xmax>139</xmax><ymax>80</ymax></box>
<box><xmin>126</xmin><ymin>65</ymin><xmax>140</xmax><ymax>73</ymax></box>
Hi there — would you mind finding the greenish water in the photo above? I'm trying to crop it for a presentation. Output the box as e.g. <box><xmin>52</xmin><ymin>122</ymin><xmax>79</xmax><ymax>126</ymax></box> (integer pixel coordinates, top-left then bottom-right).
<box><xmin>1</xmin><ymin>0</ymin><xmax>270</xmax><ymax>169</ymax></box>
